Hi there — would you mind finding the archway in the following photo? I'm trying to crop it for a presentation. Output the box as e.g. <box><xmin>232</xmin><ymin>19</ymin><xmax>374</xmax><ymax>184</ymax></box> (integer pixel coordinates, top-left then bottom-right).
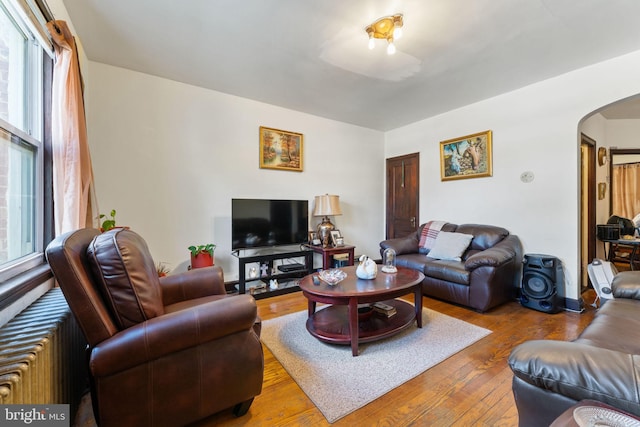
<box><xmin>579</xmin><ymin>94</ymin><xmax>640</xmax><ymax>289</ymax></box>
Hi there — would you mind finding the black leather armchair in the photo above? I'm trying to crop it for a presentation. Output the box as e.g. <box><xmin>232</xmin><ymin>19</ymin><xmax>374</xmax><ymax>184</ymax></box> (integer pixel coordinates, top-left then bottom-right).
<box><xmin>509</xmin><ymin>271</ymin><xmax>640</xmax><ymax>426</ymax></box>
<box><xmin>46</xmin><ymin>228</ymin><xmax>263</xmax><ymax>427</ymax></box>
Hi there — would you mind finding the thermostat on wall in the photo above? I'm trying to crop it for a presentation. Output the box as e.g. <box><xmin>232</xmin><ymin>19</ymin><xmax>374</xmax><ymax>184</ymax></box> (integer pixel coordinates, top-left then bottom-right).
<box><xmin>520</xmin><ymin>171</ymin><xmax>535</xmax><ymax>183</ymax></box>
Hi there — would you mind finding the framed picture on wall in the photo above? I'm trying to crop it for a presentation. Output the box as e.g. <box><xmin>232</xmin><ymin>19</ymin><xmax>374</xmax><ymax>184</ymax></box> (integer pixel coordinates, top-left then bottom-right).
<box><xmin>259</xmin><ymin>126</ymin><xmax>303</xmax><ymax>172</ymax></box>
<box><xmin>440</xmin><ymin>130</ymin><xmax>492</xmax><ymax>181</ymax></box>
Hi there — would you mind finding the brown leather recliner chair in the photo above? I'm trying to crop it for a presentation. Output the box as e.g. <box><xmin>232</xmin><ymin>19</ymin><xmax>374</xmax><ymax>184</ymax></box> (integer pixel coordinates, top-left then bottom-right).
<box><xmin>45</xmin><ymin>227</ymin><xmax>263</xmax><ymax>427</ymax></box>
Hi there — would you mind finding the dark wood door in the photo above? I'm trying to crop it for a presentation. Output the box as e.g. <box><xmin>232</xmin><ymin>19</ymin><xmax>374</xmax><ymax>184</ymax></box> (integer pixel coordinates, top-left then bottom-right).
<box><xmin>386</xmin><ymin>153</ymin><xmax>419</xmax><ymax>239</ymax></box>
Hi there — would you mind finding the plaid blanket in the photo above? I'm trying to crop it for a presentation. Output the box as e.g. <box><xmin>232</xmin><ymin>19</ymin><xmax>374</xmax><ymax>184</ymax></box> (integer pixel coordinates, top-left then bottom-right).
<box><xmin>418</xmin><ymin>220</ymin><xmax>447</xmax><ymax>250</ymax></box>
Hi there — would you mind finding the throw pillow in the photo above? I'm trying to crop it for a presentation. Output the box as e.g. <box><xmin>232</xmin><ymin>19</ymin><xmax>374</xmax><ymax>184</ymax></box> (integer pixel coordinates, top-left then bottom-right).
<box><xmin>426</xmin><ymin>231</ymin><xmax>474</xmax><ymax>261</ymax></box>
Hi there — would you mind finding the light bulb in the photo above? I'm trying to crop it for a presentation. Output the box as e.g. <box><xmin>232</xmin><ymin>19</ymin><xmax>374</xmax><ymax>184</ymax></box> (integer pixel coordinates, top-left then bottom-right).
<box><xmin>368</xmin><ymin>37</ymin><xmax>375</xmax><ymax>50</ymax></box>
<box><xmin>394</xmin><ymin>27</ymin><xmax>403</xmax><ymax>40</ymax></box>
<box><xmin>387</xmin><ymin>41</ymin><xmax>396</xmax><ymax>55</ymax></box>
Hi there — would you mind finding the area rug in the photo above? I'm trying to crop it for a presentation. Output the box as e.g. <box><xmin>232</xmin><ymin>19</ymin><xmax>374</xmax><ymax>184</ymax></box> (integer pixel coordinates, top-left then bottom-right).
<box><xmin>260</xmin><ymin>307</ymin><xmax>491</xmax><ymax>423</ymax></box>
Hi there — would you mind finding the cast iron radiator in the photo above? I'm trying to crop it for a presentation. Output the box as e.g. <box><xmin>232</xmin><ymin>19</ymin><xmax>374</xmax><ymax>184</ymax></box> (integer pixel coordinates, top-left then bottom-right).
<box><xmin>0</xmin><ymin>287</ymin><xmax>87</xmax><ymax>413</ymax></box>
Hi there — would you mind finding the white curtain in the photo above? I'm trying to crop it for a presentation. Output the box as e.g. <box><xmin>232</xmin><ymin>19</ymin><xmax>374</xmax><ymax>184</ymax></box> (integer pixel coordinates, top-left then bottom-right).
<box><xmin>46</xmin><ymin>20</ymin><xmax>98</xmax><ymax>235</ymax></box>
<box><xmin>612</xmin><ymin>162</ymin><xmax>640</xmax><ymax>220</ymax></box>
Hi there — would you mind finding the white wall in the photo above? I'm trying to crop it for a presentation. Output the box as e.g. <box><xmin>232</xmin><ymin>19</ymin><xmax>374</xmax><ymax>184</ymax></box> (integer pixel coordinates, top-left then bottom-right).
<box><xmin>605</xmin><ymin>119</ymin><xmax>640</xmax><ymax>149</ymax></box>
<box><xmin>385</xmin><ymin>50</ymin><xmax>640</xmax><ymax>302</ymax></box>
<box><xmin>581</xmin><ymin>113</ymin><xmax>608</xmax><ymax>260</ymax></box>
<box><xmin>85</xmin><ymin>63</ymin><xmax>384</xmax><ymax>280</ymax></box>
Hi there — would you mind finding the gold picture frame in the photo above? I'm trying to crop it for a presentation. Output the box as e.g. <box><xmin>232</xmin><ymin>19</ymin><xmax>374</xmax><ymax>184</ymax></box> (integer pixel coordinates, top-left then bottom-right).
<box><xmin>440</xmin><ymin>130</ymin><xmax>492</xmax><ymax>181</ymax></box>
<box><xmin>259</xmin><ymin>126</ymin><xmax>303</xmax><ymax>172</ymax></box>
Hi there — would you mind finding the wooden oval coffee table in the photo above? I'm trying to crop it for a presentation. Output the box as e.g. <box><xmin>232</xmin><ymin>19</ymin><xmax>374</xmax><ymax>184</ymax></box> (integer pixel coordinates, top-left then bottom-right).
<box><xmin>298</xmin><ymin>265</ymin><xmax>425</xmax><ymax>356</ymax></box>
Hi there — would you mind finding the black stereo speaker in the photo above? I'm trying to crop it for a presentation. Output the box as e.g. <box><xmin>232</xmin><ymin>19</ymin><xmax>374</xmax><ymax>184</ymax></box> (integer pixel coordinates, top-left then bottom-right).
<box><xmin>520</xmin><ymin>254</ymin><xmax>563</xmax><ymax>313</ymax></box>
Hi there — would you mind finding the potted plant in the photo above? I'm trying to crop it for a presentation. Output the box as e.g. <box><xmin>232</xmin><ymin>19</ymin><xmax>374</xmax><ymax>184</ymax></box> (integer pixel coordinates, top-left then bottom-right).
<box><xmin>188</xmin><ymin>244</ymin><xmax>216</xmax><ymax>269</ymax></box>
<box><xmin>99</xmin><ymin>209</ymin><xmax>117</xmax><ymax>232</ymax></box>
<box><xmin>156</xmin><ymin>262</ymin><xmax>171</xmax><ymax>277</ymax></box>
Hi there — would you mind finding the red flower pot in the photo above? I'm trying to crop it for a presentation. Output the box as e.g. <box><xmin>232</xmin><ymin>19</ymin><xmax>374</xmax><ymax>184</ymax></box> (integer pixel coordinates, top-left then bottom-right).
<box><xmin>191</xmin><ymin>252</ymin><xmax>214</xmax><ymax>269</ymax></box>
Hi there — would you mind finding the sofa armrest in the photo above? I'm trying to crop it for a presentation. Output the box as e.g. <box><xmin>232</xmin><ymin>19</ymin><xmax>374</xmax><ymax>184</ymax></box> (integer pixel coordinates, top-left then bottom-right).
<box><xmin>380</xmin><ymin>236</ymin><xmax>419</xmax><ymax>256</ymax></box>
<box><xmin>464</xmin><ymin>234</ymin><xmax>520</xmax><ymax>270</ymax></box>
<box><xmin>464</xmin><ymin>245</ymin><xmax>514</xmax><ymax>270</ymax></box>
<box><xmin>160</xmin><ymin>266</ymin><xmax>226</xmax><ymax>305</ymax></box>
<box><xmin>509</xmin><ymin>340</ymin><xmax>640</xmax><ymax>411</ymax></box>
<box><xmin>91</xmin><ymin>294</ymin><xmax>257</xmax><ymax>376</ymax></box>
<box><xmin>612</xmin><ymin>271</ymin><xmax>640</xmax><ymax>300</ymax></box>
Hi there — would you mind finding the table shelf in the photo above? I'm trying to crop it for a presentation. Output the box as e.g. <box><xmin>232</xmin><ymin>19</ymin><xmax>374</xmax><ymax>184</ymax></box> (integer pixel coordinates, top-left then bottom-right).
<box><xmin>232</xmin><ymin>247</ymin><xmax>313</xmax><ymax>299</ymax></box>
<box><xmin>302</xmin><ymin>243</ymin><xmax>356</xmax><ymax>269</ymax></box>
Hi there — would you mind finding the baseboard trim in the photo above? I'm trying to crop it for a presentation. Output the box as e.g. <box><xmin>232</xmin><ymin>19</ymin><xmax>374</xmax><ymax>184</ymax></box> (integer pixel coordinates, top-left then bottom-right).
<box><xmin>563</xmin><ymin>297</ymin><xmax>584</xmax><ymax>313</ymax></box>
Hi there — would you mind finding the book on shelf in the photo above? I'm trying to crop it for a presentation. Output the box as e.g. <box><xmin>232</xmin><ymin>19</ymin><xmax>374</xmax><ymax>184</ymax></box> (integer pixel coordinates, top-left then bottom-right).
<box><xmin>373</xmin><ymin>301</ymin><xmax>397</xmax><ymax>317</ymax></box>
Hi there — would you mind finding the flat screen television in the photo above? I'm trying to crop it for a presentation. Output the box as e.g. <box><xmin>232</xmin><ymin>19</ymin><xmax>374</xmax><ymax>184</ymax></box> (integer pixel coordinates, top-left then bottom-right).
<box><xmin>232</xmin><ymin>198</ymin><xmax>309</xmax><ymax>250</ymax></box>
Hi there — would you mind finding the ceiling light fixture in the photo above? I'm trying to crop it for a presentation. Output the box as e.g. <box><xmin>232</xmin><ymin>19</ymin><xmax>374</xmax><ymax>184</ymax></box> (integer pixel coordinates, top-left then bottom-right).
<box><xmin>365</xmin><ymin>14</ymin><xmax>403</xmax><ymax>55</ymax></box>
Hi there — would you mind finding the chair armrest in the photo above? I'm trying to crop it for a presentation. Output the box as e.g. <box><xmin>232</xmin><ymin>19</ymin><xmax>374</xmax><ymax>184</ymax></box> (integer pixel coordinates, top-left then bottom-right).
<box><xmin>160</xmin><ymin>266</ymin><xmax>226</xmax><ymax>305</ymax></box>
<box><xmin>612</xmin><ymin>271</ymin><xmax>640</xmax><ymax>299</ymax></box>
<box><xmin>509</xmin><ymin>340</ymin><xmax>640</xmax><ymax>410</ymax></box>
<box><xmin>90</xmin><ymin>294</ymin><xmax>257</xmax><ymax>376</ymax></box>
<box><xmin>380</xmin><ymin>236</ymin><xmax>419</xmax><ymax>256</ymax></box>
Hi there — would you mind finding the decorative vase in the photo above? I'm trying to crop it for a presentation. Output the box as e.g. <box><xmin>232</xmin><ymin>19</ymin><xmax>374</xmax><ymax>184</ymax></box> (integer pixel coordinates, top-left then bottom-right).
<box><xmin>191</xmin><ymin>252</ymin><xmax>214</xmax><ymax>269</ymax></box>
<box><xmin>356</xmin><ymin>255</ymin><xmax>377</xmax><ymax>279</ymax></box>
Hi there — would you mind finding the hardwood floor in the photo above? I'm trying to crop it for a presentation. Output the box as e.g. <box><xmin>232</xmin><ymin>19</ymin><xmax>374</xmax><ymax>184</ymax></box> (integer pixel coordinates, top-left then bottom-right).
<box><xmin>197</xmin><ymin>290</ymin><xmax>598</xmax><ymax>427</ymax></box>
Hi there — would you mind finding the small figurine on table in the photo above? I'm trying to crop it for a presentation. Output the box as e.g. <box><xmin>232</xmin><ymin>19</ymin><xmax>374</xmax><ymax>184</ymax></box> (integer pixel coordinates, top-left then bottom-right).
<box><xmin>260</xmin><ymin>263</ymin><xmax>269</xmax><ymax>277</ymax></box>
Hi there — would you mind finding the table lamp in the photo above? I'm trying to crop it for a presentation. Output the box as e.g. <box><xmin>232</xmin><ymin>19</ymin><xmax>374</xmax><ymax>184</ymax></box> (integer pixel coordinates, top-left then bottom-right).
<box><xmin>313</xmin><ymin>194</ymin><xmax>342</xmax><ymax>247</ymax></box>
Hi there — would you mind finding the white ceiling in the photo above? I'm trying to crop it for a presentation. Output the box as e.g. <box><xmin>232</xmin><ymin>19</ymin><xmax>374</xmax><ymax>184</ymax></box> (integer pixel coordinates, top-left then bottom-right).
<box><xmin>60</xmin><ymin>0</ymin><xmax>640</xmax><ymax>130</ymax></box>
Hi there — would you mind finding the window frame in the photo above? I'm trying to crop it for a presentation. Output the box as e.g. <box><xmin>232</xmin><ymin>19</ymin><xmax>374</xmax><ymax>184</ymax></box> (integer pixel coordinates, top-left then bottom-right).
<box><xmin>0</xmin><ymin>121</ymin><xmax>45</xmax><ymax>280</ymax></box>
<box><xmin>0</xmin><ymin>0</ymin><xmax>53</xmax><ymax>311</ymax></box>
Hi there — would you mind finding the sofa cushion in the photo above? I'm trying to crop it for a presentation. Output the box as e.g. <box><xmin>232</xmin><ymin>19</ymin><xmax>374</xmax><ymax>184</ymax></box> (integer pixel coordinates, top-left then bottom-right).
<box><xmin>574</xmin><ymin>311</ymin><xmax>640</xmax><ymax>354</ymax></box>
<box><xmin>396</xmin><ymin>253</ymin><xmax>434</xmax><ymax>272</ymax></box>
<box><xmin>423</xmin><ymin>259</ymin><xmax>470</xmax><ymax>285</ymax></box>
<box><xmin>573</xmin><ymin>298</ymin><xmax>640</xmax><ymax>354</ymax></box>
<box><xmin>427</xmin><ymin>231</ymin><xmax>474</xmax><ymax>261</ymax></box>
<box><xmin>456</xmin><ymin>224</ymin><xmax>508</xmax><ymax>250</ymax></box>
<box><xmin>87</xmin><ymin>228</ymin><xmax>164</xmax><ymax>329</ymax></box>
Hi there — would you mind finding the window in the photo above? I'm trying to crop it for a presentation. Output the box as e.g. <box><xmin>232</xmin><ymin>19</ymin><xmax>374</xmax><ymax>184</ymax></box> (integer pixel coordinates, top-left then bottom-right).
<box><xmin>0</xmin><ymin>0</ymin><xmax>44</xmax><ymax>137</ymax></box>
<box><xmin>0</xmin><ymin>0</ymin><xmax>51</xmax><ymax>295</ymax></box>
<box><xmin>0</xmin><ymin>5</ymin><xmax>27</xmax><ymax>129</ymax></box>
<box><xmin>0</xmin><ymin>126</ymin><xmax>42</xmax><ymax>278</ymax></box>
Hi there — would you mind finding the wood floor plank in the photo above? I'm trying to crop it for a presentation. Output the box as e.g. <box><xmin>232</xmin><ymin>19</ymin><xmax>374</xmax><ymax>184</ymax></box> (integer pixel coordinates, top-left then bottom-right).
<box><xmin>195</xmin><ymin>290</ymin><xmax>598</xmax><ymax>426</ymax></box>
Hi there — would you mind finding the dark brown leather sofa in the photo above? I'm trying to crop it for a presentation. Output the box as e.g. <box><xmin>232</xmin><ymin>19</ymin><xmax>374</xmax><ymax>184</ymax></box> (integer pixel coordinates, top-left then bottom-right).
<box><xmin>380</xmin><ymin>222</ymin><xmax>523</xmax><ymax>312</ymax></box>
<box><xmin>509</xmin><ymin>271</ymin><xmax>640</xmax><ymax>426</ymax></box>
<box><xmin>46</xmin><ymin>227</ymin><xmax>263</xmax><ymax>427</ymax></box>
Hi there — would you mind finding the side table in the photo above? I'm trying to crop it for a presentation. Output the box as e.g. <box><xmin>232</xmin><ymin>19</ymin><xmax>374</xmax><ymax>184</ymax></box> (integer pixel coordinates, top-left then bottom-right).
<box><xmin>303</xmin><ymin>244</ymin><xmax>355</xmax><ymax>270</ymax></box>
<box><xmin>601</xmin><ymin>238</ymin><xmax>640</xmax><ymax>270</ymax></box>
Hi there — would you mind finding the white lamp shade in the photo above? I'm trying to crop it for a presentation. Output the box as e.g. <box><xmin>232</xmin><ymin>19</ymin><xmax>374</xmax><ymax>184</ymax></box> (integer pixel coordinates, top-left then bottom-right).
<box><xmin>313</xmin><ymin>194</ymin><xmax>342</xmax><ymax>216</ymax></box>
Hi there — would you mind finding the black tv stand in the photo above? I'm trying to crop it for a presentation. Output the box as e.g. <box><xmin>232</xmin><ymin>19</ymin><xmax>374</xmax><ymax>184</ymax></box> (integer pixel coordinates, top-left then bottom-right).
<box><xmin>232</xmin><ymin>247</ymin><xmax>313</xmax><ymax>299</ymax></box>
